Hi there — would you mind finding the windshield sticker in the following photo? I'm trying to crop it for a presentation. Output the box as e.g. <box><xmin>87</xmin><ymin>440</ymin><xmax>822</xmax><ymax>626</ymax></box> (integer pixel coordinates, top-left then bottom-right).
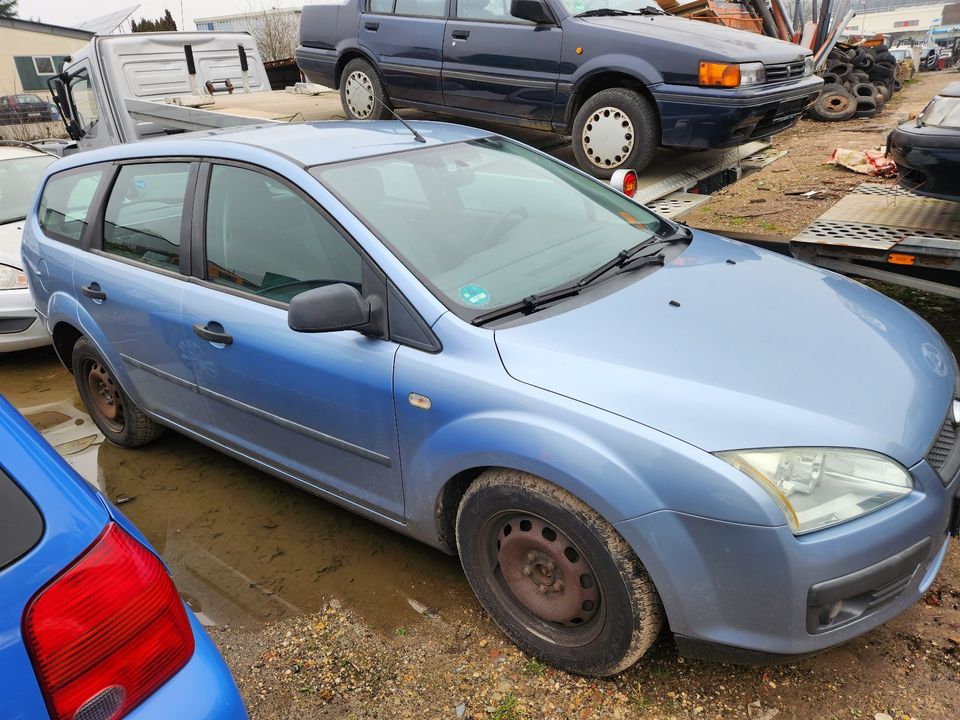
<box><xmin>459</xmin><ymin>284</ymin><xmax>491</xmax><ymax>307</ymax></box>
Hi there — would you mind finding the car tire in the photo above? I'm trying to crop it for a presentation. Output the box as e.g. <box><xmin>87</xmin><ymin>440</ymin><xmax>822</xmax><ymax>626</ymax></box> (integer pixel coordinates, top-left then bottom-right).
<box><xmin>807</xmin><ymin>84</ymin><xmax>857</xmax><ymax>121</ymax></box>
<box><xmin>456</xmin><ymin>469</ymin><xmax>664</xmax><ymax>677</ymax></box>
<box><xmin>854</xmin><ymin>96</ymin><xmax>878</xmax><ymax>118</ymax></box>
<box><xmin>339</xmin><ymin>58</ymin><xmax>393</xmax><ymax>121</ymax></box>
<box><xmin>852</xmin><ymin>82</ymin><xmax>878</xmax><ymax>98</ymax></box>
<box><xmin>72</xmin><ymin>336</ymin><xmax>164</xmax><ymax>448</ymax></box>
<box><xmin>873</xmin><ymin>81</ymin><xmax>893</xmax><ymax>101</ymax></box>
<box><xmin>572</xmin><ymin>88</ymin><xmax>659</xmax><ymax>179</ymax></box>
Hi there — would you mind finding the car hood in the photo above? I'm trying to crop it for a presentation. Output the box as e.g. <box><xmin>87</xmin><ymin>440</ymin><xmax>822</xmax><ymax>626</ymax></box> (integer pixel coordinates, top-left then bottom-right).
<box><xmin>579</xmin><ymin>15</ymin><xmax>808</xmax><ymax>64</ymax></box>
<box><xmin>0</xmin><ymin>220</ymin><xmax>24</xmax><ymax>268</ymax></box>
<box><xmin>494</xmin><ymin>232</ymin><xmax>954</xmax><ymax>465</ymax></box>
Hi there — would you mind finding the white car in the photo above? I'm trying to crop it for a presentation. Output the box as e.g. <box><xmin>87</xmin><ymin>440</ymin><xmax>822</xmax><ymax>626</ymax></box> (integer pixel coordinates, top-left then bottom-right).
<box><xmin>0</xmin><ymin>142</ymin><xmax>56</xmax><ymax>352</ymax></box>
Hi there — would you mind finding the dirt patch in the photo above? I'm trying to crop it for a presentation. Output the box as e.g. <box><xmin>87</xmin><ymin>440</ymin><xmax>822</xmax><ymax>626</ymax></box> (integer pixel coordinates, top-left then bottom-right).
<box><xmin>682</xmin><ymin>72</ymin><xmax>960</xmax><ymax>238</ymax></box>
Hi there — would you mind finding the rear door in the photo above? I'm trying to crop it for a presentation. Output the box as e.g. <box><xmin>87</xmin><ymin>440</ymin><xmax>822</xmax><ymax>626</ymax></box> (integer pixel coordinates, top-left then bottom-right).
<box><xmin>71</xmin><ymin>160</ymin><xmax>208</xmax><ymax>426</ymax></box>
<box><xmin>441</xmin><ymin>0</ymin><xmax>561</xmax><ymax>120</ymax></box>
<box><xmin>359</xmin><ymin>0</ymin><xmax>448</xmax><ymax>104</ymax></box>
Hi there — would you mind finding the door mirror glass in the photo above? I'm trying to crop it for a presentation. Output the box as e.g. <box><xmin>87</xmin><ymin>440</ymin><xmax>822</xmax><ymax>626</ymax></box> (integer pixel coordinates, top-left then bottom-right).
<box><xmin>288</xmin><ymin>283</ymin><xmax>371</xmax><ymax>333</ymax></box>
<box><xmin>510</xmin><ymin>0</ymin><xmax>554</xmax><ymax>23</ymax></box>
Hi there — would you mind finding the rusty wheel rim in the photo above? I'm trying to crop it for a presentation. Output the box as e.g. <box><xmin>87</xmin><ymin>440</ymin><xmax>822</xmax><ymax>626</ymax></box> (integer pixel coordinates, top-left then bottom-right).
<box><xmin>84</xmin><ymin>359</ymin><xmax>124</xmax><ymax>433</ymax></box>
<box><xmin>488</xmin><ymin>513</ymin><xmax>603</xmax><ymax>645</ymax></box>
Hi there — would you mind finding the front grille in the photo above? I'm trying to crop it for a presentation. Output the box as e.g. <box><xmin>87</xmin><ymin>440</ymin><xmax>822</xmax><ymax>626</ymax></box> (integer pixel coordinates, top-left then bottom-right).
<box><xmin>927</xmin><ymin>417</ymin><xmax>956</xmax><ymax>473</ymax></box>
<box><xmin>765</xmin><ymin>60</ymin><xmax>806</xmax><ymax>83</ymax></box>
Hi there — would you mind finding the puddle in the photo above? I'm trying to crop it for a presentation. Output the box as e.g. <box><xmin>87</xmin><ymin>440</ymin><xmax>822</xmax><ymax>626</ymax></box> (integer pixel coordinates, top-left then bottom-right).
<box><xmin>2</xmin><ymin>349</ymin><xmax>473</xmax><ymax>630</ymax></box>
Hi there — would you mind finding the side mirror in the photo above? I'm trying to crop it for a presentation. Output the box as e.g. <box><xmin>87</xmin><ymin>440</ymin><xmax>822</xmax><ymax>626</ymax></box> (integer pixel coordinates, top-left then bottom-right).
<box><xmin>511</xmin><ymin>0</ymin><xmax>555</xmax><ymax>24</ymax></box>
<box><xmin>288</xmin><ymin>283</ymin><xmax>370</xmax><ymax>333</ymax></box>
<box><xmin>47</xmin><ymin>76</ymin><xmax>82</xmax><ymax>141</ymax></box>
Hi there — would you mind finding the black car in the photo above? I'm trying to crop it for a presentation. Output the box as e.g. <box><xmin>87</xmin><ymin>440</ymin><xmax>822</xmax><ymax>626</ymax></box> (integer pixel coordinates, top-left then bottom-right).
<box><xmin>888</xmin><ymin>81</ymin><xmax>960</xmax><ymax>201</ymax></box>
<box><xmin>0</xmin><ymin>94</ymin><xmax>60</xmax><ymax>126</ymax></box>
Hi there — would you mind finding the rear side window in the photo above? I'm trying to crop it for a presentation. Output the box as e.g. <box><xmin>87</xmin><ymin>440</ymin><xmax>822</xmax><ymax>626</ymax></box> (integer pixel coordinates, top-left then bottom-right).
<box><xmin>371</xmin><ymin>0</ymin><xmax>446</xmax><ymax>16</ymax></box>
<box><xmin>103</xmin><ymin>163</ymin><xmax>191</xmax><ymax>272</ymax></box>
<box><xmin>204</xmin><ymin>164</ymin><xmax>362</xmax><ymax>303</ymax></box>
<box><xmin>0</xmin><ymin>466</ymin><xmax>44</xmax><ymax>571</ymax></box>
<box><xmin>38</xmin><ymin>168</ymin><xmax>104</xmax><ymax>246</ymax></box>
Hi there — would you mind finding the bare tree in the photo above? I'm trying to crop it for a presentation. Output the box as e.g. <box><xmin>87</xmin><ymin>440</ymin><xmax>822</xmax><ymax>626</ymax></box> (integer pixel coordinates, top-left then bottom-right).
<box><xmin>242</xmin><ymin>4</ymin><xmax>300</xmax><ymax>63</ymax></box>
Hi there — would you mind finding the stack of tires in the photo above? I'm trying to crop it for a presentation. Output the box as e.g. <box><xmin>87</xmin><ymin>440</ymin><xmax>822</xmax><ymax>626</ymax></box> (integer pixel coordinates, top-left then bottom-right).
<box><xmin>808</xmin><ymin>44</ymin><xmax>903</xmax><ymax>122</ymax></box>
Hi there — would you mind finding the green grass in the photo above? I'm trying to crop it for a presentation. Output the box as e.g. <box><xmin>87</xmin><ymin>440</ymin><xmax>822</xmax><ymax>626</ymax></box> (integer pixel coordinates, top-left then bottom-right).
<box><xmin>394</xmin><ymin>626</ymin><xmax>407</xmax><ymax>637</ymax></box>
<box><xmin>492</xmin><ymin>693</ymin><xmax>520</xmax><ymax>720</ymax></box>
<box><xmin>521</xmin><ymin>658</ymin><xmax>547</xmax><ymax>677</ymax></box>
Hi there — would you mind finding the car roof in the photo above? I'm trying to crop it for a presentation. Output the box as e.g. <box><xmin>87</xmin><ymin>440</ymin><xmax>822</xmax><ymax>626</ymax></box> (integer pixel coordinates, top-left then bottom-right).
<box><xmin>941</xmin><ymin>82</ymin><xmax>960</xmax><ymax>98</ymax></box>
<box><xmin>0</xmin><ymin>144</ymin><xmax>51</xmax><ymax>161</ymax></box>
<box><xmin>54</xmin><ymin>121</ymin><xmax>495</xmax><ymax>172</ymax></box>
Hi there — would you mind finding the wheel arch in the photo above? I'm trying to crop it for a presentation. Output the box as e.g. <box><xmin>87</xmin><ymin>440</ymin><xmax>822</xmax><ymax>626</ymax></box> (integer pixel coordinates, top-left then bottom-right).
<box><xmin>564</xmin><ymin>69</ymin><xmax>660</xmax><ymax>134</ymax></box>
<box><xmin>334</xmin><ymin>46</ymin><xmax>383</xmax><ymax>90</ymax></box>
<box><xmin>51</xmin><ymin>320</ymin><xmax>83</xmax><ymax>372</ymax></box>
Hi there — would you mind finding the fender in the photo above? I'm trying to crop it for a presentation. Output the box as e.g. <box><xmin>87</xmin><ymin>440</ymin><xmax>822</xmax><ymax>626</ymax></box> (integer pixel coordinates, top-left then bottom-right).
<box><xmin>47</xmin><ymin>290</ymin><xmax>144</xmax><ymax>409</ymax></box>
<box><xmin>561</xmin><ymin>56</ymin><xmax>661</xmax><ymax>128</ymax></box>
<box><xmin>333</xmin><ymin>42</ymin><xmax>382</xmax><ymax>90</ymax></box>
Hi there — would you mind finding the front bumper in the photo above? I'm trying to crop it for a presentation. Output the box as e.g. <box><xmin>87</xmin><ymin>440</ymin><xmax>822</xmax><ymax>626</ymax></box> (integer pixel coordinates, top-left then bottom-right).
<box><xmin>0</xmin><ymin>287</ymin><xmax>49</xmax><ymax>352</ymax></box>
<box><xmin>129</xmin><ymin>612</ymin><xmax>247</xmax><ymax>719</ymax></box>
<box><xmin>616</xmin><ymin>459</ymin><xmax>956</xmax><ymax>660</ymax></box>
<box><xmin>651</xmin><ymin>75</ymin><xmax>823</xmax><ymax>149</ymax></box>
<box><xmin>887</xmin><ymin>124</ymin><xmax>960</xmax><ymax>201</ymax></box>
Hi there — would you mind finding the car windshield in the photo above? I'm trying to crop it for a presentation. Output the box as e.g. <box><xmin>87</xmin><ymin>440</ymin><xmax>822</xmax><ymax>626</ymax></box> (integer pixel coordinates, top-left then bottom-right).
<box><xmin>0</xmin><ymin>154</ymin><xmax>56</xmax><ymax>225</ymax></box>
<box><xmin>921</xmin><ymin>95</ymin><xmax>960</xmax><ymax>129</ymax></box>
<box><xmin>560</xmin><ymin>0</ymin><xmax>660</xmax><ymax>12</ymax></box>
<box><xmin>312</xmin><ymin>137</ymin><xmax>666</xmax><ymax>318</ymax></box>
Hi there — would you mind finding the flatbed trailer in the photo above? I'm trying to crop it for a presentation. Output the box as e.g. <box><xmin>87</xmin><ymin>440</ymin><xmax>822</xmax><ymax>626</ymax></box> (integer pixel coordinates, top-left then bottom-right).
<box><xmin>790</xmin><ymin>184</ymin><xmax>960</xmax><ymax>299</ymax></box>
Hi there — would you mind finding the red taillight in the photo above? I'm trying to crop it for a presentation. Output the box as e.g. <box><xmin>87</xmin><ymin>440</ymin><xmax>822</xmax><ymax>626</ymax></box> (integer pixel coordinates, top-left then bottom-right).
<box><xmin>23</xmin><ymin>523</ymin><xmax>194</xmax><ymax>720</ymax></box>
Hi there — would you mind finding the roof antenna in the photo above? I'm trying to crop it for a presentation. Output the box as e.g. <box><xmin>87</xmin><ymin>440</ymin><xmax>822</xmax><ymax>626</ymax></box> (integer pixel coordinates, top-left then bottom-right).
<box><xmin>355</xmin><ymin>80</ymin><xmax>426</xmax><ymax>143</ymax></box>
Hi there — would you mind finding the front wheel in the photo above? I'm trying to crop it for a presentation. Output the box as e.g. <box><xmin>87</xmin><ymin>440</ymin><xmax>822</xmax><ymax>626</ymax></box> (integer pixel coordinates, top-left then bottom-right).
<box><xmin>572</xmin><ymin>88</ymin><xmax>659</xmax><ymax>179</ymax></box>
<box><xmin>456</xmin><ymin>469</ymin><xmax>664</xmax><ymax>676</ymax></box>
<box><xmin>339</xmin><ymin>58</ymin><xmax>393</xmax><ymax>121</ymax></box>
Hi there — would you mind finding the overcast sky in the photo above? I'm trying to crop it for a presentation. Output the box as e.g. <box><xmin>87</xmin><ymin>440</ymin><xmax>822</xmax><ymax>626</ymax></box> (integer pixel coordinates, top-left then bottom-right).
<box><xmin>18</xmin><ymin>0</ymin><xmax>305</xmax><ymax>29</ymax></box>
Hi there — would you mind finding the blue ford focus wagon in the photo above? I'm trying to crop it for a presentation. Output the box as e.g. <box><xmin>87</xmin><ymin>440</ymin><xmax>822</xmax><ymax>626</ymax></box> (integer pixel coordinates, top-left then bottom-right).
<box><xmin>21</xmin><ymin>121</ymin><xmax>959</xmax><ymax>676</ymax></box>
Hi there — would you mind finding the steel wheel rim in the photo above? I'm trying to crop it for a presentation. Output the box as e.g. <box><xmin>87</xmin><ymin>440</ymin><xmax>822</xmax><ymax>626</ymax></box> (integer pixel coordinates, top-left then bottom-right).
<box><xmin>483</xmin><ymin>511</ymin><xmax>605</xmax><ymax>647</ymax></box>
<box><xmin>824</xmin><ymin>94</ymin><xmax>854</xmax><ymax>113</ymax></box>
<box><xmin>345</xmin><ymin>71</ymin><xmax>375</xmax><ymax>119</ymax></box>
<box><xmin>582</xmin><ymin>106</ymin><xmax>634</xmax><ymax>169</ymax></box>
<box><xmin>84</xmin><ymin>359</ymin><xmax>124</xmax><ymax>433</ymax></box>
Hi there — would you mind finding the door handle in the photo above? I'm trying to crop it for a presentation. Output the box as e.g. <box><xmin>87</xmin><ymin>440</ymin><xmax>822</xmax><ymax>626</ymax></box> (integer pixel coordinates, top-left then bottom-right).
<box><xmin>451</xmin><ymin>29</ymin><xmax>470</xmax><ymax>40</ymax></box>
<box><xmin>364</xmin><ymin>21</ymin><xmax>380</xmax><ymax>30</ymax></box>
<box><xmin>193</xmin><ymin>321</ymin><xmax>233</xmax><ymax>345</ymax></box>
<box><xmin>81</xmin><ymin>283</ymin><xmax>106</xmax><ymax>301</ymax></box>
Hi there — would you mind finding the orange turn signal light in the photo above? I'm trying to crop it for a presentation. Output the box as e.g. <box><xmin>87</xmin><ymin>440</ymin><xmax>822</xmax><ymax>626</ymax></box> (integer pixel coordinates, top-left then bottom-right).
<box><xmin>887</xmin><ymin>253</ymin><xmax>916</xmax><ymax>265</ymax></box>
<box><xmin>699</xmin><ymin>61</ymin><xmax>740</xmax><ymax>88</ymax></box>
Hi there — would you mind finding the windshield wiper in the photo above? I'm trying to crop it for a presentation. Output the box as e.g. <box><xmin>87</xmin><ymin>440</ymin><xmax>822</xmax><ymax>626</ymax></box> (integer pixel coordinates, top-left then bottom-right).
<box><xmin>577</xmin><ymin>223</ymin><xmax>690</xmax><ymax>287</ymax></box>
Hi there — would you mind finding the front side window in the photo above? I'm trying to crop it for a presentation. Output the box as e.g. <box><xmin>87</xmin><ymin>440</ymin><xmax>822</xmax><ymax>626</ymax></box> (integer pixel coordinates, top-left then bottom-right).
<box><xmin>67</xmin><ymin>70</ymin><xmax>101</xmax><ymax>135</ymax></box>
<box><xmin>204</xmin><ymin>165</ymin><xmax>362</xmax><ymax>303</ymax></box>
<box><xmin>0</xmin><ymin>154</ymin><xmax>56</xmax><ymax>225</ymax></box>
<box><xmin>103</xmin><ymin>163</ymin><xmax>191</xmax><ymax>271</ymax></box>
<box><xmin>457</xmin><ymin>0</ymin><xmax>523</xmax><ymax>20</ymax></box>
<box><xmin>312</xmin><ymin>137</ymin><xmax>665</xmax><ymax>318</ymax></box>
<box><xmin>38</xmin><ymin>167</ymin><xmax>104</xmax><ymax>245</ymax></box>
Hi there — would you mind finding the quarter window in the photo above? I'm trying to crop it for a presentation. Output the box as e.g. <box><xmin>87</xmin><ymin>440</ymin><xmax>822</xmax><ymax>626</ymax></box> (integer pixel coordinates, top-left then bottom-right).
<box><xmin>103</xmin><ymin>163</ymin><xmax>191</xmax><ymax>272</ymax></box>
<box><xmin>204</xmin><ymin>165</ymin><xmax>362</xmax><ymax>303</ymax></box>
<box><xmin>38</xmin><ymin>168</ymin><xmax>105</xmax><ymax>246</ymax></box>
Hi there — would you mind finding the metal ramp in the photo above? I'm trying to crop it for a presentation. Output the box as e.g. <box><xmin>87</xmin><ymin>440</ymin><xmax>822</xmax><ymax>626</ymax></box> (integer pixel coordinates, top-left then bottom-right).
<box><xmin>791</xmin><ymin>183</ymin><xmax>960</xmax><ymax>299</ymax></box>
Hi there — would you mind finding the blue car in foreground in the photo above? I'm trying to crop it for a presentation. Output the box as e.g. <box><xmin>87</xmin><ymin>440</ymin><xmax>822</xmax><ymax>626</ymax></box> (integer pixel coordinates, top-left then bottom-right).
<box><xmin>0</xmin><ymin>395</ymin><xmax>247</xmax><ymax>720</ymax></box>
<box><xmin>21</xmin><ymin>121</ymin><xmax>960</xmax><ymax>676</ymax></box>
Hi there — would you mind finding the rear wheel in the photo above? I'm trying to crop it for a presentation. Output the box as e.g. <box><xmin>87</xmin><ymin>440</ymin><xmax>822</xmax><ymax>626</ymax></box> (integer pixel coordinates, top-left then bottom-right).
<box><xmin>456</xmin><ymin>469</ymin><xmax>664</xmax><ymax>676</ymax></box>
<box><xmin>339</xmin><ymin>58</ymin><xmax>393</xmax><ymax>121</ymax></box>
<box><xmin>572</xmin><ymin>88</ymin><xmax>659</xmax><ymax>179</ymax></box>
<box><xmin>72</xmin><ymin>337</ymin><xmax>163</xmax><ymax>448</ymax></box>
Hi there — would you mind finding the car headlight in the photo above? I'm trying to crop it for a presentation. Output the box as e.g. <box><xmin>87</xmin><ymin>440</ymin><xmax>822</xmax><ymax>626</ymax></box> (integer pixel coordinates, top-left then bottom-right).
<box><xmin>804</xmin><ymin>55</ymin><xmax>816</xmax><ymax>76</ymax></box>
<box><xmin>698</xmin><ymin>61</ymin><xmax>766</xmax><ymax>88</ymax></box>
<box><xmin>0</xmin><ymin>264</ymin><xmax>27</xmax><ymax>290</ymax></box>
<box><xmin>716</xmin><ymin>448</ymin><xmax>913</xmax><ymax>535</ymax></box>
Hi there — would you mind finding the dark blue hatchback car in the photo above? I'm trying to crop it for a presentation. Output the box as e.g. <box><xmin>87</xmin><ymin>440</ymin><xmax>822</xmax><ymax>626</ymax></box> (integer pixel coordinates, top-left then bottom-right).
<box><xmin>0</xmin><ymin>395</ymin><xmax>247</xmax><ymax>720</ymax></box>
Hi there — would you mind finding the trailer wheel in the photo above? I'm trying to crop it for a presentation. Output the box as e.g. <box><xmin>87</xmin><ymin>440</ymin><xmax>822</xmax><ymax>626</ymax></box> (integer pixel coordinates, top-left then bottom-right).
<box><xmin>456</xmin><ymin>469</ymin><xmax>664</xmax><ymax>676</ymax></box>
<box><xmin>340</xmin><ymin>58</ymin><xmax>393</xmax><ymax>121</ymax></box>
<box><xmin>572</xmin><ymin>88</ymin><xmax>658</xmax><ymax>179</ymax></box>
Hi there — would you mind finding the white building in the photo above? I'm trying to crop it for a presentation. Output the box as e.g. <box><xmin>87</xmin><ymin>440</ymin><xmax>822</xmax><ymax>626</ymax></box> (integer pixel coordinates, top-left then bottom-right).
<box><xmin>194</xmin><ymin>7</ymin><xmax>301</xmax><ymax>34</ymax></box>
<box><xmin>843</xmin><ymin>2</ymin><xmax>947</xmax><ymax>42</ymax></box>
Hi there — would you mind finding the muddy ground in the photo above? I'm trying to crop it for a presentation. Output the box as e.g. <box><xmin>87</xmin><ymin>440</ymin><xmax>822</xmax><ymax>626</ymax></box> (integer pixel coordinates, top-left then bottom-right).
<box><xmin>3</xmin><ymin>70</ymin><xmax>960</xmax><ymax>720</ymax></box>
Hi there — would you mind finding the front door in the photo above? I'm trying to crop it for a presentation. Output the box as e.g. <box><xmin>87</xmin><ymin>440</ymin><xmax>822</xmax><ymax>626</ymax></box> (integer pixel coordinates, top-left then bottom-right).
<box><xmin>442</xmin><ymin>0</ymin><xmax>562</xmax><ymax>121</ymax></box>
<box><xmin>72</xmin><ymin>160</ymin><xmax>207</xmax><ymax>426</ymax></box>
<box><xmin>179</xmin><ymin>162</ymin><xmax>404</xmax><ymax>520</ymax></box>
<box><xmin>359</xmin><ymin>0</ymin><xmax>448</xmax><ymax>105</ymax></box>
